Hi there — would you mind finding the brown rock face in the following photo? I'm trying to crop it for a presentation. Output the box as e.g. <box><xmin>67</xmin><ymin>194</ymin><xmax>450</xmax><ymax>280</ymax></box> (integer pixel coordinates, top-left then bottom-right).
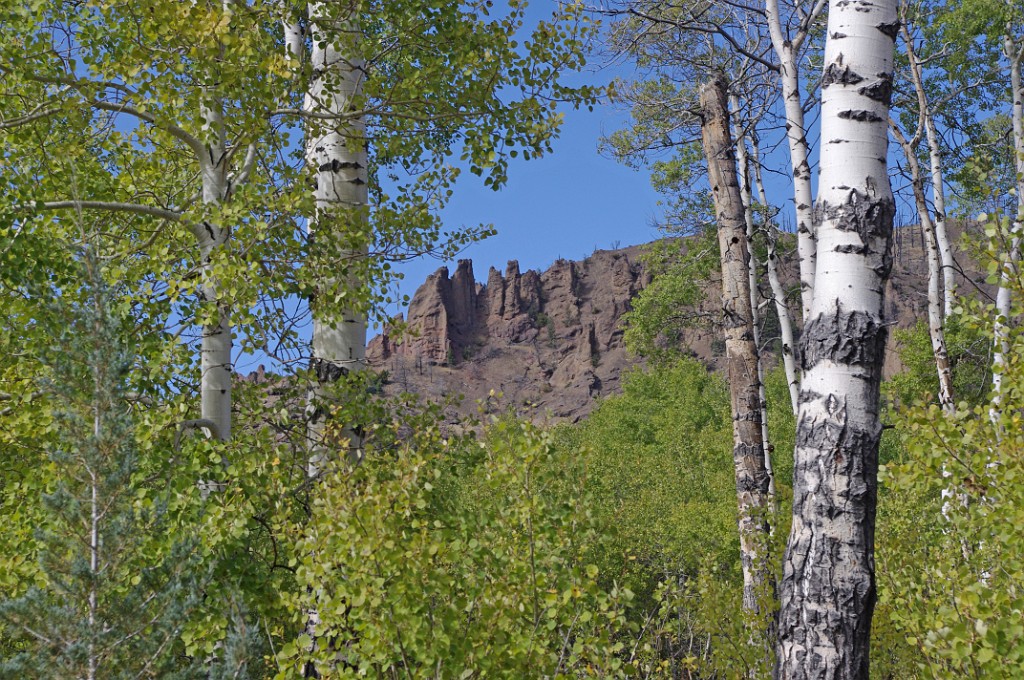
<box><xmin>366</xmin><ymin>222</ymin><xmax>983</xmax><ymax>425</ymax></box>
<box><xmin>367</xmin><ymin>247</ymin><xmax>650</xmax><ymax>422</ymax></box>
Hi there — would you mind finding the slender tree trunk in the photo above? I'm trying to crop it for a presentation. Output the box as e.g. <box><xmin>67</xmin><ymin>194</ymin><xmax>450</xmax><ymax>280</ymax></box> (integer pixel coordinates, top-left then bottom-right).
<box><xmin>700</xmin><ymin>78</ymin><xmax>772</xmax><ymax>617</ymax></box>
<box><xmin>298</xmin><ymin>5</ymin><xmax>368</xmax><ymax>676</ymax></box>
<box><xmin>901</xmin><ymin>21</ymin><xmax>956</xmax><ymax>315</ymax></box>
<box><xmin>198</xmin><ymin>93</ymin><xmax>232</xmax><ymax>442</ymax></box>
<box><xmin>305</xmin><ymin>0</ymin><xmax>368</xmax><ymax>473</ymax></box>
<box><xmin>765</xmin><ymin>0</ymin><xmax>823</xmax><ymax>321</ymax></box>
<box><xmin>891</xmin><ymin>122</ymin><xmax>955</xmax><ymax>412</ymax></box>
<box><xmin>751</xmin><ymin>134</ymin><xmax>801</xmax><ymax>415</ymax></box>
<box><xmin>925</xmin><ymin>114</ymin><xmax>956</xmax><ymax>316</ymax></box>
<box><xmin>992</xmin><ymin>33</ymin><xmax>1024</xmax><ymax>418</ymax></box>
<box><xmin>774</xmin><ymin>0</ymin><xmax>897</xmax><ymax>675</ymax></box>
<box><xmin>991</xmin><ymin>41</ymin><xmax>1021</xmax><ymax>418</ymax></box>
<box><xmin>731</xmin><ymin>95</ymin><xmax>776</xmax><ymax>501</ymax></box>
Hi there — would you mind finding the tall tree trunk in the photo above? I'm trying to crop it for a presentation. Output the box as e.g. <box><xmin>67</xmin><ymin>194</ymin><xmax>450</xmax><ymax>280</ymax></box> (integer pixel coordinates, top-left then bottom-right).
<box><xmin>891</xmin><ymin>122</ymin><xmax>955</xmax><ymax>412</ymax></box>
<box><xmin>699</xmin><ymin>78</ymin><xmax>772</xmax><ymax>617</ymax></box>
<box><xmin>765</xmin><ymin>0</ymin><xmax>824</xmax><ymax>321</ymax></box>
<box><xmin>774</xmin><ymin>0</ymin><xmax>897</xmax><ymax>675</ymax></box>
<box><xmin>298</xmin><ymin>4</ymin><xmax>368</xmax><ymax>676</ymax></box>
<box><xmin>901</xmin><ymin>20</ymin><xmax>956</xmax><ymax>316</ymax></box>
<box><xmin>731</xmin><ymin>94</ymin><xmax>776</xmax><ymax>500</ymax></box>
<box><xmin>751</xmin><ymin>133</ymin><xmax>801</xmax><ymax>415</ymax></box>
<box><xmin>198</xmin><ymin>92</ymin><xmax>232</xmax><ymax>442</ymax></box>
<box><xmin>992</xmin><ymin>32</ymin><xmax>1024</xmax><ymax>418</ymax></box>
<box><xmin>304</xmin><ymin>0</ymin><xmax>368</xmax><ymax>474</ymax></box>
<box><xmin>750</xmin><ymin>134</ymin><xmax>801</xmax><ymax>414</ymax></box>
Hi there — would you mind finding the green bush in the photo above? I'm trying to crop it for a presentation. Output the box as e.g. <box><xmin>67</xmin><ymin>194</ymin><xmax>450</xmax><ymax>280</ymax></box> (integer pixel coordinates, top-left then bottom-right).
<box><xmin>279</xmin><ymin>412</ymin><xmax>635</xmax><ymax>678</ymax></box>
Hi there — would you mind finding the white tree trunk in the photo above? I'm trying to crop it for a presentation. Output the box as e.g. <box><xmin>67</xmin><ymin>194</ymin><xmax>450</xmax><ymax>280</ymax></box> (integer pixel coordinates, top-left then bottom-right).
<box><xmin>198</xmin><ymin>94</ymin><xmax>232</xmax><ymax>442</ymax></box>
<box><xmin>925</xmin><ymin>115</ymin><xmax>956</xmax><ymax>316</ymax></box>
<box><xmin>891</xmin><ymin>122</ymin><xmax>955</xmax><ymax>412</ymax></box>
<box><xmin>701</xmin><ymin>79</ymin><xmax>773</xmax><ymax>619</ymax></box>
<box><xmin>305</xmin><ymin>1</ymin><xmax>368</xmax><ymax>470</ymax></box>
<box><xmin>751</xmin><ymin>134</ymin><xmax>801</xmax><ymax>414</ymax></box>
<box><xmin>775</xmin><ymin>0</ymin><xmax>897</xmax><ymax>676</ymax></box>
<box><xmin>902</xmin><ymin>24</ymin><xmax>956</xmax><ymax>315</ymax></box>
<box><xmin>765</xmin><ymin>0</ymin><xmax>825</xmax><ymax>321</ymax></box>
<box><xmin>992</xmin><ymin>34</ymin><xmax>1024</xmax><ymax>418</ymax></box>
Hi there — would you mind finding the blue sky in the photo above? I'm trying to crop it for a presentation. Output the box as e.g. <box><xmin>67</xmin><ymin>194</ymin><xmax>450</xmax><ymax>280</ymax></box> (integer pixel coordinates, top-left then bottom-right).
<box><xmin>381</xmin><ymin>3</ymin><xmax>666</xmax><ymax>318</ymax></box>
<box><xmin>393</xmin><ymin>98</ymin><xmax>664</xmax><ymax>296</ymax></box>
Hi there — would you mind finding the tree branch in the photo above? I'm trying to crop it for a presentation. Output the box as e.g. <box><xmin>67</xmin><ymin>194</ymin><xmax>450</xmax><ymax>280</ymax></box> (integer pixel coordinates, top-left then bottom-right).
<box><xmin>173</xmin><ymin>418</ymin><xmax>222</xmax><ymax>450</ymax></box>
<box><xmin>89</xmin><ymin>100</ymin><xmax>205</xmax><ymax>157</ymax></box>
<box><xmin>29</xmin><ymin>200</ymin><xmax>184</xmax><ymax>223</ymax></box>
<box><xmin>0</xmin><ymin>104</ymin><xmax>61</xmax><ymax>130</ymax></box>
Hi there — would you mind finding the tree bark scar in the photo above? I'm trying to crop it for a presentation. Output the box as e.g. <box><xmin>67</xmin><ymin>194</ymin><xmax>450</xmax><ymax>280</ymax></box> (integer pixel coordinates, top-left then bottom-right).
<box><xmin>781</xmin><ymin>391</ymin><xmax>879</xmax><ymax>678</ymax></box>
<box><xmin>312</xmin><ymin>357</ymin><xmax>349</xmax><ymax>384</ymax></box>
<box><xmin>838</xmin><ymin>110</ymin><xmax>884</xmax><ymax>122</ymax></box>
<box><xmin>876</xmin><ymin>21</ymin><xmax>900</xmax><ymax>40</ymax></box>
<box><xmin>318</xmin><ymin>159</ymin><xmax>364</xmax><ymax>173</ymax></box>
<box><xmin>800</xmin><ymin>305</ymin><xmax>888</xmax><ymax>372</ymax></box>
<box><xmin>858</xmin><ymin>74</ymin><xmax>893</xmax><ymax>104</ymax></box>
<box><xmin>815</xmin><ymin>188</ymin><xmax>895</xmax><ymax>270</ymax></box>
<box><xmin>822</xmin><ymin>63</ymin><xmax>864</xmax><ymax>88</ymax></box>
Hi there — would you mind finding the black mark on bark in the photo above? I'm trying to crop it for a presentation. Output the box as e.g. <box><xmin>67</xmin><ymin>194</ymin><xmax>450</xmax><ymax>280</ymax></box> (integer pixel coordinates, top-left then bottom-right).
<box><xmin>822</xmin><ymin>63</ymin><xmax>864</xmax><ymax>88</ymax></box>
<box><xmin>876</xmin><ymin>21</ymin><xmax>900</xmax><ymax>40</ymax></box>
<box><xmin>800</xmin><ymin>305</ymin><xmax>888</xmax><ymax>371</ymax></box>
<box><xmin>859</xmin><ymin>74</ymin><xmax>893</xmax><ymax>104</ymax></box>
<box><xmin>312</xmin><ymin>358</ymin><xmax>349</xmax><ymax>384</ymax></box>
<box><xmin>838</xmin><ymin>109</ymin><xmax>884</xmax><ymax>122</ymax></box>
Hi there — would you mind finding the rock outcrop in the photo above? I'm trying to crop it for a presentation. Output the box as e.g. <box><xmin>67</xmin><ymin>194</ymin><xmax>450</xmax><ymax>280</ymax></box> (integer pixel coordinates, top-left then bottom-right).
<box><xmin>367</xmin><ymin>222</ymin><xmax>983</xmax><ymax>424</ymax></box>
<box><xmin>367</xmin><ymin>247</ymin><xmax>651</xmax><ymax>422</ymax></box>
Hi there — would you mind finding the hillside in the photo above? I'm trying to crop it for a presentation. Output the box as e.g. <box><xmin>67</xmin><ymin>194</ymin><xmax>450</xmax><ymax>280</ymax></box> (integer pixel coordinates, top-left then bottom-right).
<box><xmin>366</xmin><ymin>223</ymin><xmax>983</xmax><ymax>424</ymax></box>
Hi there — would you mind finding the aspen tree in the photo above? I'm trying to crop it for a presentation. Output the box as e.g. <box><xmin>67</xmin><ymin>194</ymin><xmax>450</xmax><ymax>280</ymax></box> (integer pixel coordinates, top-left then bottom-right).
<box><xmin>774</xmin><ymin>0</ymin><xmax>898</xmax><ymax>675</ymax></box>
<box><xmin>991</xmin><ymin>26</ymin><xmax>1024</xmax><ymax>417</ymax></box>
<box><xmin>301</xmin><ymin>1</ymin><xmax>369</xmax><ymax>471</ymax></box>
<box><xmin>765</xmin><ymin>0</ymin><xmax>828</xmax><ymax>319</ymax></box>
<box><xmin>891</xmin><ymin>121</ymin><xmax>955</xmax><ymax>412</ymax></box>
<box><xmin>749</xmin><ymin>134</ymin><xmax>801</xmax><ymax>414</ymax></box>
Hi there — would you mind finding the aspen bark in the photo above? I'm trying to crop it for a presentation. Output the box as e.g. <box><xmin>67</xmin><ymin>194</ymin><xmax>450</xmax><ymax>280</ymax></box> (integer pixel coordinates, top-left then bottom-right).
<box><xmin>731</xmin><ymin>95</ymin><xmax>776</xmax><ymax>500</ymax></box>
<box><xmin>902</xmin><ymin>23</ymin><xmax>956</xmax><ymax>315</ymax></box>
<box><xmin>198</xmin><ymin>92</ymin><xmax>232</xmax><ymax>442</ymax></box>
<box><xmin>765</xmin><ymin>0</ymin><xmax>824</xmax><ymax>321</ymax></box>
<box><xmin>925</xmin><ymin>113</ymin><xmax>956</xmax><ymax>316</ymax></box>
<box><xmin>992</xmin><ymin>32</ymin><xmax>1024</xmax><ymax>417</ymax></box>
<box><xmin>305</xmin><ymin>0</ymin><xmax>368</xmax><ymax>472</ymax></box>
<box><xmin>775</xmin><ymin>0</ymin><xmax>897</xmax><ymax>675</ymax></box>
<box><xmin>751</xmin><ymin>134</ymin><xmax>801</xmax><ymax>415</ymax></box>
<box><xmin>891</xmin><ymin>122</ymin><xmax>955</xmax><ymax>412</ymax></box>
<box><xmin>699</xmin><ymin>78</ymin><xmax>772</xmax><ymax>616</ymax></box>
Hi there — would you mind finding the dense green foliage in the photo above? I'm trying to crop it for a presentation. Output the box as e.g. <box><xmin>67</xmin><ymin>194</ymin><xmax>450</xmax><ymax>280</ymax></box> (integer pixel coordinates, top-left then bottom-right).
<box><xmin>870</xmin><ymin>216</ymin><xmax>1024</xmax><ymax>678</ymax></box>
<box><xmin>552</xmin><ymin>359</ymin><xmax>796</xmax><ymax>677</ymax></box>
<box><xmin>0</xmin><ymin>254</ymin><xmax>204</xmax><ymax>678</ymax></box>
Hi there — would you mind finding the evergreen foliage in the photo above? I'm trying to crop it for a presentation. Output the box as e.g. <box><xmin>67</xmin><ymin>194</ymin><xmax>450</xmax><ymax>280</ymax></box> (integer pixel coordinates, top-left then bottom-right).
<box><xmin>0</xmin><ymin>251</ymin><xmax>202</xmax><ymax>678</ymax></box>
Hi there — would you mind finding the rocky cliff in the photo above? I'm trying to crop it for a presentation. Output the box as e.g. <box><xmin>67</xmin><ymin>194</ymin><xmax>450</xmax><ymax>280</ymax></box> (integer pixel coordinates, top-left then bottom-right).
<box><xmin>367</xmin><ymin>223</ymin><xmax>982</xmax><ymax>424</ymax></box>
<box><xmin>368</xmin><ymin>246</ymin><xmax>655</xmax><ymax>422</ymax></box>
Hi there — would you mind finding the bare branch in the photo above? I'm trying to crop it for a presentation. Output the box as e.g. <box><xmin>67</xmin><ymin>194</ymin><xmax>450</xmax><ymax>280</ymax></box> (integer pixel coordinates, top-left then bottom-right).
<box><xmin>0</xmin><ymin>104</ymin><xmax>61</xmax><ymax>130</ymax></box>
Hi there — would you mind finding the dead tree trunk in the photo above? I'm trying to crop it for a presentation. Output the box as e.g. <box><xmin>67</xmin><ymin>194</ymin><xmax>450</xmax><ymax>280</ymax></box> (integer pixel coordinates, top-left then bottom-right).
<box><xmin>699</xmin><ymin>77</ymin><xmax>773</xmax><ymax>618</ymax></box>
